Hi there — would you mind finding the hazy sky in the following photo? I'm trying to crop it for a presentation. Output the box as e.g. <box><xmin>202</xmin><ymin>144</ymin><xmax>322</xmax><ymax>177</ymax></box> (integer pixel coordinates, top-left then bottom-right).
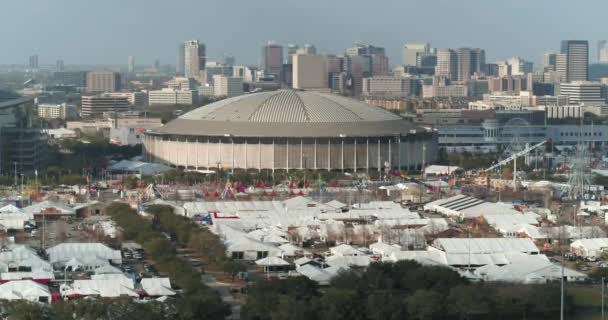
<box><xmin>2</xmin><ymin>0</ymin><xmax>608</xmax><ymax>67</ymax></box>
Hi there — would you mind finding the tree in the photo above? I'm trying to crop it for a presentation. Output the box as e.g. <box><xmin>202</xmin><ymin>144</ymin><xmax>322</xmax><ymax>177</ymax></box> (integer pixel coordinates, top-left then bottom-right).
<box><xmin>406</xmin><ymin>289</ymin><xmax>445</xmax><ymax>320</ymax></box>
<box><xmin>222</xmin><ymin>260</ymin><xmax>247</xmax><ymax>280</ymax></box>
<box><xmin>319</xmin><ymin>288</ymin><xmax>364</xmax><ymax>320</ymax></box>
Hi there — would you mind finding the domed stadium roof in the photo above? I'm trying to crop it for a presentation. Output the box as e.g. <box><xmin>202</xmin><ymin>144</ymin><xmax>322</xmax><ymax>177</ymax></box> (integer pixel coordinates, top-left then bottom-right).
<box><xmin>151</xmin><ymin>90</ymin><xmax>422</xmax><ymax>138</ymax></box>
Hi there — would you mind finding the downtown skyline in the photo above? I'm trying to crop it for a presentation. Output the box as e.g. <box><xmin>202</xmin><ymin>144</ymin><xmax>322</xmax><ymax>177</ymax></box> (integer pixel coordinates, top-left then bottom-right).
<box><xmin>2</xmin><ymin>0</ymin><xmax>608</xmax><ymax>66</ymax></box>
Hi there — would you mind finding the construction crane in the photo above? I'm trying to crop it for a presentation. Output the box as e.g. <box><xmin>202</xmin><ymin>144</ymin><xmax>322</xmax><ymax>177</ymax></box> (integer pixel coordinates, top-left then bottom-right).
<box><xmin>483</xmin><ymin>140</ymin><xmax>547</xmax><ymax>190</ymax></box>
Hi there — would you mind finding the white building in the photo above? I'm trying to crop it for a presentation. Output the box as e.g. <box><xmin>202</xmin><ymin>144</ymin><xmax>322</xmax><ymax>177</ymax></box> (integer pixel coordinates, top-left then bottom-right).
<box><xmin>213</xmin><ymin>75</ymin><xmax>244</xmax><ymax>97</ymax></box>
<box><xmin>37</xmin><ymin>103</ymin><xmax>76</xmax><ymax>119</ymax></box>
<box><xmin>148</xmin><ymin>89</ymin><xmax>198</xmax><ymax>106</ymax></box>
<box><xmin>570</xmin><ymin>238</ymin><xmax>608</xmax><ymax>257</ymax></box>
<box><xmin>422</xmin><ymin>84</ymin><xmax>467</xmax><ymax>98</ymax></box>
<box><xmin>559</xmin><ymin>81</ymin><xmax>605</xmax><ymax>106</ymax></box>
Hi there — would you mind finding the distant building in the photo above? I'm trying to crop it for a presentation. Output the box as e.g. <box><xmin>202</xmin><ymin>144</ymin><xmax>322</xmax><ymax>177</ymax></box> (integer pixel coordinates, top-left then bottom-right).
<box><xmin>362</xmin><ymin>76</ymin><xmax>418</xmax><ymax>98</ymax></box>
<box><xmin>81</xmin><ymin>94</ymin><xmax>130</xmax><ymax>117</ymax></box>
<box><xmin>422</xmin><ymin>84</ymin><xmax>467</xmax><ymax>98</ymax></box>
<box><xmin>177</xmin><ymin>43</ymin><xmax>185</xmax><ymax>76</ymax></box>
<box><xmin>86</xmin><ymin>71</ymin><xmax>121</xmax><ymax>93</ymax></box>
<box><xmin>598</xmin><ymin>40</ymin><xmax>607</xmax><ymax>62</ymax></box>
<box><xmin>184</xmin><ymin>40</ymin><xmax>206</xmax><ymax>79</ymax></box>
<box><xmin>165</xmin><ymin>77</ymin><xmax>196</xmax><ymax>91</ymax></box>
<box><xmin>292</xmin><ymin>54</ymin><xmax>328</xmax><ymax>90</ymax></box>
<box><xmin>148</xmin><ymin>89</ymin><xmax>198</xmax><ymax>106</ymax></box>
<box><xmin>296</xmin><ymin>44</ymin><xmax>317</xmax><ymax>55</ymax></box>
<box><xmin>600</xmin><ymin>48</ymin><xmax>608</xmax><ymax>64</ymax></box>
<box><xmin>487</xmin><ymin>76</ymin><xmax>529</xmax><ymax>95</ymax></box>
<box><xmin>128</xmin><ymin>56</ymin><xmax>135</xmax><ymax>73</ymax></box>
<box><xmin>213</xmin><ymin>75</ymin><xmax>243</xmax><ymax>97</ymax></box>
<box><xmin>261</xmin><ymin>42</ymin><xmax>283</xmax><ymax>82</ymax></box>
<box><xmin>543</xmin><ymin>53</ymin><xmax>557</xmax><ymax>71</ymax></box>
<box><xmin>104</xmin><ymin>92</ymin><xmax>148</xmax><ymax>108</ymax></box>
<box><xmin>28</xmin><ymin>55</ymin><xmax>39</xmax><ymax>70</ymax></box>
<box><xmin>558</xmin><ymin>81</ymin><xmax>604</xmax><ymax>106</ymax></box>
<box><xmin>558</xmin><ymin>40</ymin><xmax>589</xmax><ymax>82</ymax></box>
<box><xmin>56</xmin><ymin>60</ymin><xmax>64</xmax><ymax>72</ymax></box>
<box><xmin>37</xmin><ymin>103</ymin><xmax>77</xmax><ymax>120</ymax></box>
<box><xmin>435</xmin><ymin>49</ymin><xmax>457</xmax><ymax>81</ymax></box>
<box><xmin>402</xmin><ymin>43</ymin><xmax>431</xmax><ymax>66</ymax></box>
<box><xmin>232</xmin><ymin>66</ymin><xmax>256</xmax><ymax>83</ymax></box>
<box><xmin>53</xmin><ymin>71</ymin><xmax>87</xmax><ymax>87</ymax></box>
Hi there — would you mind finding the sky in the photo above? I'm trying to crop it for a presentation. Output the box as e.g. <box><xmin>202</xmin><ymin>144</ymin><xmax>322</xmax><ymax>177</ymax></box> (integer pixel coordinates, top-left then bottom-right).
<box><xmin>1</xmin><ymin>0</ymin><xmax>608</xmax><ymax>67</ymax></box>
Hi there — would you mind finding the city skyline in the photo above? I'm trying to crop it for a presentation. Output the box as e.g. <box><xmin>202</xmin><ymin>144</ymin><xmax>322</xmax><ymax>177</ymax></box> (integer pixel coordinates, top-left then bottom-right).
<box><xmin>2</xmin><ymin>0</ymin><xmax>608</xmax><ymax>66</ymax></box>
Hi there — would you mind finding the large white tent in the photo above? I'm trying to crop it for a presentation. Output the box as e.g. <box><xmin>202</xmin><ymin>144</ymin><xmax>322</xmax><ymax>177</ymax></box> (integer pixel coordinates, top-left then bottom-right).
<box><xmin>141</xmin><ymin>278</ymin><xmax>175</xmax><ymax>296</ymax></box>
<box><xmin>47</xmin><ymin>243</ymin><xmax>122</xmax><ymax>267</ymax></box>
<box><xmin>0</xmin><ymin>280</ymin><xmax>51</xmax><ymax>303</ymax></box>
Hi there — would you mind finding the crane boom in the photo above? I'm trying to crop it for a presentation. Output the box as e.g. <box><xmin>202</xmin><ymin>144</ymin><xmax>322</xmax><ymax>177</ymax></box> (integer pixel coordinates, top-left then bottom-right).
<box><xmin>484</xmin><ymin>140</ymin><xmax>547</xmax><ymax>172</ymax></box>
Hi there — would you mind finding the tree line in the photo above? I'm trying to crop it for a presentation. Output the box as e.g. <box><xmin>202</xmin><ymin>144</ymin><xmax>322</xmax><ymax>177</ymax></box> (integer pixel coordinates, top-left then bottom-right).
<box><xmin>243</xmin><ymin>260</ymin><xmax>575</xmax><ymax>320</ymax></box>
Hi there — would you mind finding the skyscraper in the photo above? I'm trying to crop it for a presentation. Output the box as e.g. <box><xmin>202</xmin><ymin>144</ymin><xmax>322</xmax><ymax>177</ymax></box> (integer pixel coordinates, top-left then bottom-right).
<box><xmin>28</xmin><ymin>55</ymin><xmax>39</xmax><ymax>70</ymax></box>
<box><xmin>128</xmin><ymin>56</ymin><xmax>135</xmax><ymax>73</ymax></box>
<box><xmin>344</xmin><ymin>44</ymin><xmax>388</xmax><ymax>96</ymax></box>
<box><xmin>184</xmin><ymin>40</ymin><xmax>206</xmax><ymax>79</ymax></box>
<box><xmin>287</xmin><ymin>44</ymin><xmax>299</xmax><ymax>64</ymax></box>
<box><xmin>154</xmin><ymin>59</ymin><xmax>160</xmax><ymax>70</ymax></box>
<box><xmin>177</xmin><ymin>43</ymin><xmax>185</xmax><ymax>76</ymax></box>
<box><xmin>293</xmin><ymin>54</ymin><xmax>327</xmax><ymax>89</ymax></box>
<box><xmin>455</xmin><ymin>48</ymin><xmax>486</xmax><ymax>81</ymax></box>
<box><xmin>543</xmin><ymin>53</ymin><xmax>557</xmax><ymax>71</ymax></box>
<box><xmin>559</xmin><ymin>40</ymin><xmax>589</xmax><ymax>82</ymax></box>
<box><xmin>56</xmin><ymin>59</ymin><xmax>64</xmax><ymax>72</ymax></box>
<box><xmin>261</xmin><ymin>42</ymin><xmax>284</xmax><ymax>81</ymax></box>
<box><xmin>435</xmin><ymin>49</ymin><xmax>457</xmax><ymax>81</ymax></box>
<box><xmin>598</xmin><ymin>40</ymin><xmax>607</xmax><ymax>62</ymax></box>
<box><xmin>402</xmin><ymin>43</ymin><xmax>430</xmax><ymax>66</ymax></box>
<box><xmin>296</xmin><ymin>44</ymin><xmax>317</xmax><ymax>55</ymax></box>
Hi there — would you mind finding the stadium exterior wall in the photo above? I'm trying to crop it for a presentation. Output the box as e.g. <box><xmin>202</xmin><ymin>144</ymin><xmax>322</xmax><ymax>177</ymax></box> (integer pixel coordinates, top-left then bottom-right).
<box><xmin>141</xmin><ymin>132</ymin><xmax>438</xmax><ymax>172</ymax></box>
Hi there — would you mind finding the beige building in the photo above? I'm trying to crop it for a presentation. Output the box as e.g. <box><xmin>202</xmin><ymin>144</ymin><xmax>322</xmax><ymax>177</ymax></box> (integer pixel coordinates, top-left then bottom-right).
<box><xmin>213</xmin><ymin>75</ymin><xmax>244</xmax><ymax>97</ymax></box>
<box><xmin>293</xmin><ymin>54</ymin><xmax>327</xmax><ymax>89</ymax></box>
<box><xmin>362</xmin><ymin>76</ymin><xmax>416</xmax><ymax>98</ymax></box>
<box><xmin>86</xmin><ymin>71</ymin><xmax>121</xmax><ymax>93</ymax></box>
<box><xmin>422</xmin><ymin>84</ymin><xmax>467</xmax><ymax>98</ymax></box>
<box><xmin>148</xmin><ymin>89</ymin><xmax>198</xmax><ymax>106</ymax></box>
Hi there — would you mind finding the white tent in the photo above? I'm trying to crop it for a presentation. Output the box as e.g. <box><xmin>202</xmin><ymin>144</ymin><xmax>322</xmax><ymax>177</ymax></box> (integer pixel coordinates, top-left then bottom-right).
<box><xmin>141</xmin><ymin>278</ymin><xmax>176</xmax><ymax>296</ymax></box>
<box><xmin>296</xmin><ymin>265</ymin><xmax>334</xmax><ymax>285</ymax></box>
<box><xmin>329</xmin><ymin>244</ymin><xmax>364</xmax><ymax>256</ymax></box>
<box><xmin>23</xmin><ymin>200</ymin><xmax>76</xmax><ymax>216</ymax></box>
<box><xmin>47</xmin><ymin>243</ymin><xmax>122</xmax><ymax>267</ymax></box>
<box><xmin>255</xmin><ymin>256</ymin><xmax>290</xmax><ymax>266</ymax></box>
<box><xmin>279</xmin><ymin>243</ymin><xmax>310</xmax><ymax>257</ymax></box>
<box><xmin>475</xmin><ymin>254</ymin><xmax>587</xmax><ymax>283</ymax></box>
<box><xmin>94</xmin><ymin>264</ymin><xmax>123</xmax><ymax>275</ymax></box>
<box><xmin>61</xmin><ymin>279</ymin><xmax>138</xmax><ymax>298</ymax></box>
<box><xmin>0</xmin><ymin>280</ymin><xmax>51</xmax><ymax>303</ymax></box>
<box><xmin>369</xmin><ymin>241</ymin><xmax>402</xmax><ymax>257</ymax></box>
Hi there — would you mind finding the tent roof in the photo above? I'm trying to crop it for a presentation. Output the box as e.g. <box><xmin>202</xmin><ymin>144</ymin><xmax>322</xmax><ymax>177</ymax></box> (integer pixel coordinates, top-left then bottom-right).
<box><xmin>255</xmin><ymin>256</ymin><xmax>290</xmax><ymax>266</ymax></box>
<box><xmin>329</xmin><ymin>244</ymin><xmax>364</xmax><ymax>256</ymax></box>
<box><xmin>141</xmin><ymin>278</ymin><xmax>176</xmax><ymax>296</ymax></box>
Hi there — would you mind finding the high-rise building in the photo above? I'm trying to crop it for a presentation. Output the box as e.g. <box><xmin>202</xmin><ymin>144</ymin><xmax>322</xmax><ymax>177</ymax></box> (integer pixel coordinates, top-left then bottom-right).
<box><xmin>559</xmin><ymin>40</ymin><xmax>589</xmax><ymax>82</ymax></box>
<box><xmin>435</xmin><ymin>49</ymin><xmax>457</xmax><ymax>81</ymax></box>
<box><xmin>213</xmin><ymin>75</ymin><xmax>244</xmax><ymax>97</ymax></box>
<box><xmin>261</xmin><ymin>42</ymin><xmax>283</xmax><ymax>81</ymax></box>
<box><xmin>293</xmin><ymin>54</ymin><xmax>327</xmax><ymax>90</ymax></box>
<box><xmin>455</xmin><ymin>48</ymin><xmax>486</xmax><ymax>81</ymax></box>
<box><xmin>402</xmin><ymin>43</ymin><xmax>430</xmax><ymax>66</ymax></box>
<box><xmin>296</xmin><ymin>44</ymin><xmax>317</xmax><ymax>55</ymax></box>
<box><xmin>220</xmin><ymin>53</ymin><xmax>236</xmax><ymax>66</ymax></box>
<box><xmin>543</xmin><ymin>53</ymin><xmax>557</xmax><ymax>71</ymax></box>
<box><xmin>154</xmin><ymin>59</ymin><xmax>160</xmax><ymax>70</ymax></box>
<box><xmin>28</xmin><ymin>55</ymin><xmax>39</xmax><ymax>70</ymax></box>
<box><xmin>505</xmin><ymin>57</ymin><xmax>533</xmax><ymax>75</ymax></box>
<box><xmin>56</xmin><ymin>60</ymin><xmax>64</xmax><ymax>72</ymax></box>
<box><xmin>184</xmin><ymin>40</ymin><xmax>206</xmax><ymax>79</ymax></box>
<box><xmin>600</xmin><ymin>48</ymin><xmax>608</xmax><ymax>64</ymax></box>
<box><xmin>287</xmin><ymin>44</ymin><xmax>299</xmax><ymax>64</ymax></box>
<box><xmin>86</xmin><ymin>71</ymin><xmax>121</xmax><ymax>93</ymax></box>
<box><xmin>53</xmin><ymin>71</ymin><xmax>87</xmax><ymax>87</ymax></box>
<box><xmin>177</xmin><ymin>43</ymin><xmax>185</xmax><ymax>76</ymax></box>
<box><xmin>598</xmin><ymin>40</ymin><xmax>607</xmax><ymax>62</ymax></box>
<box><xmin>128</xmin><ymin>56</ymin><xmax>135</xmax><ymax>73</ymax></box>
<box><xmin>344</xmin><ymin>44</ymin><xmax>388</xmax><ymax>96</ymax></box>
